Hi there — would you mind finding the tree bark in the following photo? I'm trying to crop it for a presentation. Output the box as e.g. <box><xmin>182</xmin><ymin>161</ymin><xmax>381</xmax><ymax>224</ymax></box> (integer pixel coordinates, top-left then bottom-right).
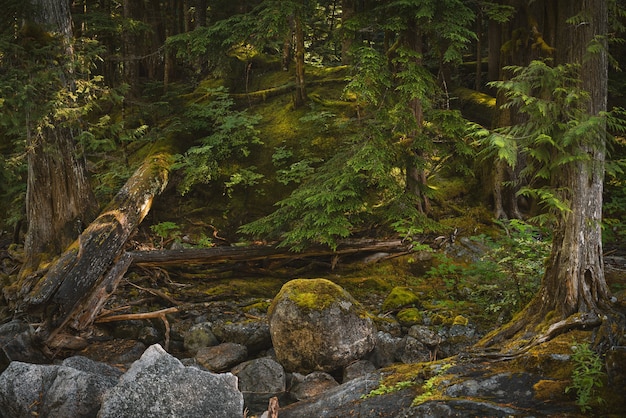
<box><xmin>19</xmin><ymin>148</ymin><xmax>173</xmax><ymax>340</ymax></box>
<box><xmin>293</xmin><ymin>9</ymin><xmax>307</xmax><ymax>107</ymax></box>
<box><xmin>479</xmin><ymin>0</ymin><xmax>617</xmax><ymax>350</ymax></box>
<box><xmin>543</xmin><ymin>0</ymin><xmax>610</xmax><ymax>317</ymax></box>
<box><xmin>21</xmin><ymin>0</ymin><xmax>99</xmax><ymax>277</ymax></box>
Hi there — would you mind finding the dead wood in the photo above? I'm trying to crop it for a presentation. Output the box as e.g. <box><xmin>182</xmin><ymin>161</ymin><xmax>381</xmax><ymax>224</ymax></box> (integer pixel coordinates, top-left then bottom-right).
<box><xmin>127</xmin><ymin>239</ymin><xmax>409</xmax><ymax>267</ymax></box>
<box><xmin>20</xmin><ymin>149</ymin><xmax>173</xmax><ymax>342</ymax></box>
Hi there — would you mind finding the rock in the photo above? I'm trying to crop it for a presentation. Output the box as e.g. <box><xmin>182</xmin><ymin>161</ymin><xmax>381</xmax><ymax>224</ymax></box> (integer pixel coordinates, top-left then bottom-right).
<box><xmin>408</xmin><ymin>325</ymin><xmax>440</xmax><ymax>348</ymax></box>
<box><xmin>0</xmin><ymin>356</ymin><xmax>120</xmax><ymax>418</ymax></box>
<box><xmin>381</xmin><ymin>287</ymin><xmax>421</xmax><ymax>312</ymax></box>
<box><xmin>397</xmin><ymin>307</ymin><xmax>423</xmax><ymax>327</ymax></box>
<box><xmin>278</xmin><ymin>373</ymin><xmax>416</xmax><ymax>418</ymax></box>
<box><xmin>367</xmin><ymin>331</ymin><xmax>403</xmax><ymax>368</ymax></box>
<box><xmin>212</xmin><ymin>319</ymin><xmax>272</xmax><ymax>354</ymax></box>
<box><xmin>98</xmin><ymin>344</ymin><xmax>244</xmax><ymax>418</ymax></box>
<box><xmin>397</xmin><ymin>336</ymin><xmax>431</xmax><ymax>364</ymax></box>
<box><xmin>0</xmin><ymin>320</ymin><xmax>47</xmax><ymax>372</ymax></box>
<box><xmin>342</xmin><ymin>359</ymin><xmax>377</xmax><ymax>382</ymax></box>
<box><xmin>403</xmin><ymin>399</ymin><xmax>525</xmax><ymax>417</ymax></box>
<box><xmin>268</xmin><ymin>278</ymin><xmax>376</xmax><ymax>373</ymax></box>
<box><xmin>184</xmin><ymin>322</ymin><xmax>219</xmax><ymax>354</ymax></box>
<box><xmin>138</xmin><ymin>324</ymin><xmax>161</xmax><ymax>345</ymax></box>
<box><xmin>232</xmin><ymin>357</ymin><xmax>286</xmax><ymax>415</ymax></box>
<box><xmin>290</xmin><ymin>371</ymin><xmax>339</xmax><ymax>401</ymax></box>
<box><xmin>195</xmin><ymin>342</ymin><xmax>248</xmax><ymax>372</ymax></box>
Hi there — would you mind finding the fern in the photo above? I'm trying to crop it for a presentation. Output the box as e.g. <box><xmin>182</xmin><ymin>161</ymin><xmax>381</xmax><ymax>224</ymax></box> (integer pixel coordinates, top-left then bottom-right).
<box><xmin>483</xmin><ymin>60</ymin><xmax>618</xmax><ymax>217</ymax></box>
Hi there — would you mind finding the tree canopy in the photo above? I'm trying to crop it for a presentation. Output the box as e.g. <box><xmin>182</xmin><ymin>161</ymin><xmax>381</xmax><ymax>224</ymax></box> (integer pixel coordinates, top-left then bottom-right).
<box><xmin>1</xmin><ymin>0</ymin><xmax>625</xmax><ymax>351</ymax></box>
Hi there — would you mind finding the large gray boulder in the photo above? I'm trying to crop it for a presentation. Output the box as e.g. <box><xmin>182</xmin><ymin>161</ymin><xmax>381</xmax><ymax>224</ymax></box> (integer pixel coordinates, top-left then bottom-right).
<box><xmin>268</xmin><ymin>278</ymin><xmax>376</xmax><ymax>373</ymax></box>
<box><xmin>0</xmin><ymin>356</ymin><xmax>121</xmax><ymax>418</ymax></box>
<box><xmin>98</xmin><ymin>344</ymin><xmax>243</xmax><ymax>418</ymax></box>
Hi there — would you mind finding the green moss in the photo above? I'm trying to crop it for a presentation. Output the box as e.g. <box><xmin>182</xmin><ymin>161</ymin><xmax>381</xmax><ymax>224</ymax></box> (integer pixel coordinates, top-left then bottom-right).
<box><xmin>382</xmin><ymin>286</ymin><xmax>421</xmax><ymax>312</ymax></box>
<box><xmin>279</xmin><ymin>278</ymin><xmax>349</xmax><ymax>311</ymax></box>
<box><xmin>397</xmin><ymin>307</ymin><xmax>423</xmax><ymax>327</ymax></box>
<box><xmin>452</xmin><ymin>314</ymin><xmax>469</xmax><ymax>326</ymax></box>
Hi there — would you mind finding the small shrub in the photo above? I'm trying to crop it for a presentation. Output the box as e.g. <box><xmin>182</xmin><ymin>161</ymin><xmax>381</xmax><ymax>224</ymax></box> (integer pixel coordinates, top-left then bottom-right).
<box><xmin>565</xmin><ymin>341</ymin><xmax>606</xmax><ymax>412</ymax></box>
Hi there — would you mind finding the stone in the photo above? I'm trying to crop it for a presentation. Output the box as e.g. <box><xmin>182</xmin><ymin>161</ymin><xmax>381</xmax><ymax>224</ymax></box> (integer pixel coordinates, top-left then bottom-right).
<box><xmin>268</xmin><ymin>278</ymin><xmax>376</xmax><ymax>373</ymax></box>
<box><xmin>98</xmin><ymin>344</ymin><xmax>244</xmax><ymax>418</ymax></box>
<box><xmin>232</xmin><ymin>357</ymin><xmax>286</xmax><ymax>415</ymax></box>
<box><xmin>184</xmin><ymin>322</ymin><xmax>219</xmax><ymax>354</ymax></box>
<box><xmin>0</xmin><ymin>320</ymin><xmax>47</xmax><ymax>372</ymax></box>
<box><xmin>407</xmin><ymin>325</ymin><xmax>440</xmax><ymax>348</ymax></box>
<box><xmin>212</xmin><ymin>320</ymin><xmax>272</xmax><ymax>354</ymax></box>
<box><xmin>397</xmin><ymin>336</ymin><xmax>431</xmax><ymax>364</ymax></box>
<box><xmin>342</xmin><ymin>359</ymin><xmax>377</xmax><ymax>382</ymax></box>
<box><xmin>381</xmin><ymin>287</ymin><xmax>421</xmax><ymax>312</ymax></box>
<box><xmin>277</xmin><ymin>373</ymin><xmax>413</xmax><ymax>418</ymax></box>
<box><xmin>367</xmin><ymin>331</ymin><xmax>403</xmax><ymax>368</ymax></box>
<box><xmin>290</xmin><ymin>371</ymin><xmax>339</xmax><ymax>401</ymax></box>
<box><xmin>0</xmin><ymin>356</ymin><xmax>120</xmax><ymax>418</ymax></box>
<box><xmin>195</xmin><ymin>342</ymin><xmax>248</xmax><ymax>372</ymax></box>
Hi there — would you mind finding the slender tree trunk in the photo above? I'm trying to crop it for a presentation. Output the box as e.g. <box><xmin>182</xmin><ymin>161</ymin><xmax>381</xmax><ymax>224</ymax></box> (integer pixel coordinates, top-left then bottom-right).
<box><xmin>293</xmin><ymin>10</ymin><xmax>307</xmax><ymax>107</ymax></box>
<box><xmin>21</xmin><ymin>0</ymin><xmax>98</xmax><ymax>278</ymax></box>
<box><xmin>341</xmin><ymin>0</ymin><xmax>355</xmax><ymax>65</ymax></box>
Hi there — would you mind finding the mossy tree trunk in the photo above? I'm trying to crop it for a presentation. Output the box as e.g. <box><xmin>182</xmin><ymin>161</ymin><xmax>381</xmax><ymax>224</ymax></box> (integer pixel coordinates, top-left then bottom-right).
<box><xmin>479</xmin><ymin>0</ymin><xmax>619</xmax><ymax>351</ymax></box>
<box><xmin>21</xmin><ymin>0</ymin><xmax>99</xmax><ymax>278</ymax></box>
<box><xmin>17</xmin><ymin>149</ymin><xmax>173</xmax><ymax>342</ymax></box>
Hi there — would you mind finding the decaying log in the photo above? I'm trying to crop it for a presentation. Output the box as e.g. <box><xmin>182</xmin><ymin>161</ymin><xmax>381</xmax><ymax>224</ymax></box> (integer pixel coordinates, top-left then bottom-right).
<box><xmin>22</xmin><ymin>150</ymin><xmax>173</xmax><ymax>340</ymax></box>
<box><xmin>128</xmin><ymin>239</ymin><xmax>409</xmax><ymax>267</ymax></box>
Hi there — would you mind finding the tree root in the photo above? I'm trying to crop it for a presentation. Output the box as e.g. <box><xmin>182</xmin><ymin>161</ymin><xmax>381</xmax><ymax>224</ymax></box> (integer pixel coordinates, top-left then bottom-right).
<box><xmin>472</xmin><ymin>311</ymin><xmax>604</xmax><ymax>362</ymax></box>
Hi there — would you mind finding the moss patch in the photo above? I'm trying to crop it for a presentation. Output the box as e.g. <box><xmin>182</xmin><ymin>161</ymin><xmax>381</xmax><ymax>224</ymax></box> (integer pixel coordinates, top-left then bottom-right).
<box><xmin>270</xmin><ymin>278</ymin><xmax>360</xmax><ymax>314</ymax></box>
<box><xmin>397</xmin><ymin>307</ymin><xmax>423</xmax><ymax>327</ymax></box>
<box><xmin>382</xmin><ymin>286</ymin><xmax>422</xmax><ymax>312</ymax></box>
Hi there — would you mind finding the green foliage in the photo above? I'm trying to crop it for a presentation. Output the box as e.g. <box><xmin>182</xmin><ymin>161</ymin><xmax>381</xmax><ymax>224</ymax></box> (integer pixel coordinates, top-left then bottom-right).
<box><xmin>150</xmin><ymin>221</ymin><xmax>181</xmax><ymax>247</ymax></box>
<box><xmin>361</xmin><ymin>380</ymin><xmax>417</xmax><ymax>399</ymax></box>
<box><xmin>565</xmin><ymin>341</ymin><xmax>606</xmax><ymax>412</ymax></box>
<box><xmin>174</xmin><ymin>87</ymin><xmax>262</xmax><ymax>195</ymax></box>
<box><xmin>412</xmin><ymin>363</ymin><xmax>454</xmax><ymax>405</ymax></box>
<box><xmin>483</xmin><ymin>60</ymin><xmax>620</xmax><ymax>223</ymax></box>
<box><xmin>427</xmin><ymin>220</ymin><xmax>550</xmax><ymax>321</ymax></box>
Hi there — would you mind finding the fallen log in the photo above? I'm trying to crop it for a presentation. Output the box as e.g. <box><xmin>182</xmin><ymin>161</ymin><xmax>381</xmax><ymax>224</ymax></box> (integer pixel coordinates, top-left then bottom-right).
<box><xmin>127</xmin><ymin>239</ymin><xmax>410</xmax><ymax>267</ymax></box>
<box><xmin>22</xmin><ymin>148</ymin><xmax>173</xmax><ymax>341</ymax></box>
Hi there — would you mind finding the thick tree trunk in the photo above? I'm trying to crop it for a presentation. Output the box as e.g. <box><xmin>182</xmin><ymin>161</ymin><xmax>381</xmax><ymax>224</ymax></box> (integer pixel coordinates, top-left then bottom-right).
<box><xmin>479</xmin><ymin>0</ymin><xmax>616</xmax><ymax>351</ymax></box>
<box><xmin>19</xmin><ymin>149</ymin><xmax>172</xmax><ymax>340</ymax></box>
<box><xmin>544</xmin><ymin>0</ymin><xmax>610</xmax><ymax>317</ymax></box>
<box><xmin>21</xmin><ymin>0</ymin><xmax>99</xmax><ymax>277</ymax></box>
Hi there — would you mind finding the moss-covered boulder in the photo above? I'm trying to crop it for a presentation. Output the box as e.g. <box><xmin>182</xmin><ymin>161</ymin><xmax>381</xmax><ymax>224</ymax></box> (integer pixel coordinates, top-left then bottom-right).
<box><xmin>268</xmin><ymin>278</ymin><xmax>376</xmax><ymax>373</ymax></box>
<box><xmin>381</xmin><ymin>287</ymin><xmax>421</xmax><ymax>312</ymax></box>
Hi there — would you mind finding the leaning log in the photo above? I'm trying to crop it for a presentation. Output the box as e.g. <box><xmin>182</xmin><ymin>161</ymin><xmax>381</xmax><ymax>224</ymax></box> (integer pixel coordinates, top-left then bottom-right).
<box><xmin>22</xmin><ymin>149</ymin><xmax>173</xmax><ymax>339</ymax></box>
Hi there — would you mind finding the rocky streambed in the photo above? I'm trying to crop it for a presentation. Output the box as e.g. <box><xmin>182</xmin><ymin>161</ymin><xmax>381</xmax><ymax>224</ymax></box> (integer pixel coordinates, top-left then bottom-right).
<box><xmin>1</xmin><ymin>240</ymin><xmax>626</xmax><ymax>417</ymax></box>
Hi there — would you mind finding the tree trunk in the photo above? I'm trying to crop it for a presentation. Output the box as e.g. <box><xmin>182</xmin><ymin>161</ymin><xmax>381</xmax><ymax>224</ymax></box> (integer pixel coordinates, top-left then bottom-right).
<box><xmin>479</xmin><ymin>0</ymin><xmax>617</xmax><ymax>350</ymax></box>
<box><xmin>21</xmin><ymin>0</ymin><xmax>99</xmax><ymax>277</ymax></box>
<box><xmin>544</xmin><ymin>0</ymin><xmax>610</xmax><ymax>317</ymax></box>
<box><xmin>293</xmin><ymin>10</ymin><xmax>307</xmax><ymax>107</ymax></box>
<box><xmin>19</xmin><ymin>148</ymin><xmax>173</xmax><ymax>341</ymax></box>
<box><xmin>341</xmin><ymin>0</ymin><xmax>355</xmax><ymax>65</ymax></box>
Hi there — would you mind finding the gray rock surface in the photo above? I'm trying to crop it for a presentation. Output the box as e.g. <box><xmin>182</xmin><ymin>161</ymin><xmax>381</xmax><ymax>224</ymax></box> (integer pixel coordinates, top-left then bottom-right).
<box><xmin>268</xmin><ymin>278</ymin><xmax>376</xmax><ymax>373</ymax></box>
<box><xmin>195</xmin><ymin>342</ymin><xmax>248</xmax><ymax>372</ymax></box>
<box><xmin>98</xmin><ymin>343</ymin><xmax>243</xmax><ymax>418</ymax></box>
<box><xmin>289</xmin><ymin>371</ymin><xmax>339</xmax><ymax>401</ymax></box>
<box><xmin>212</xmin><ymin>319</ymin><xmax>272</xmax><ymax>354</ymax></box>
<box><xmin>232</xmin><ymin>356</ymin><xmax>286</xmax><ymax>415</ymax></box>
<box><xmin>0</xmin><ymin>356</ymin><xmax>120</xmax><ymax>418</ymax></box>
